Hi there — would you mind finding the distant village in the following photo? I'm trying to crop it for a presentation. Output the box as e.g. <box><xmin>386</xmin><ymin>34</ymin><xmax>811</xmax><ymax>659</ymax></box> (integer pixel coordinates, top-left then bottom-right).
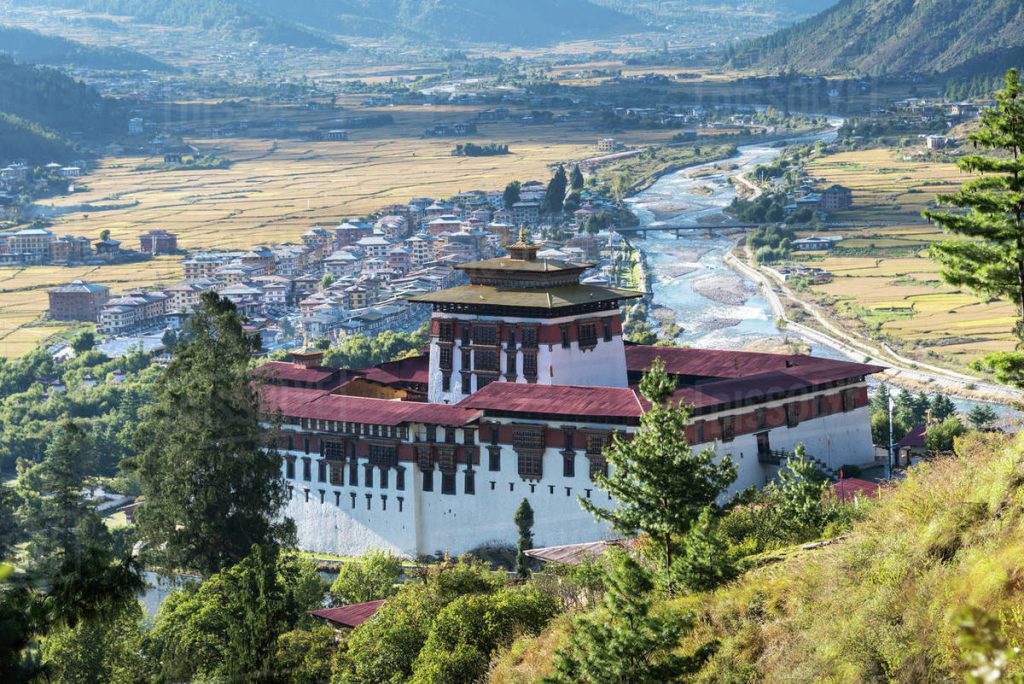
<box><xmin>38</xmin><ymin>178</ymin><xmax>627</xmax><ymax>355</ymax></box>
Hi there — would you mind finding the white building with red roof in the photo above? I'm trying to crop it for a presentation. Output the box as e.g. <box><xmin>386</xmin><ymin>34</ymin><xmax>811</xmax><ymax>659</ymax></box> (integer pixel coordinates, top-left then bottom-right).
<box><xmin>257</xmin><ymin>233</ymin><xmax>881</xmax><ymax>558</ymax></box>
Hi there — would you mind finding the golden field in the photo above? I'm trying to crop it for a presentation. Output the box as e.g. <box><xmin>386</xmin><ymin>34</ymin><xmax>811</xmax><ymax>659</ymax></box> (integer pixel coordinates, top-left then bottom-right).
<box><xmin>0</xmin><ymin>258</ymin><xmax>183</xmax><ymax>357</ymax></box>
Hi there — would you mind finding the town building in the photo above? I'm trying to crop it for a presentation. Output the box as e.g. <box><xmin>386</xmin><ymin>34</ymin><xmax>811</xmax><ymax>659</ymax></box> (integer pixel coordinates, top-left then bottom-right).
<box><xmin>139</xmin><ymin>230</ymin><xmax>179</xmax><ymax>255</ymax></box>
<box><xmin>821</xmin><ymin>185</ymin><xmax>853</xmax><ymax>212</ymax></box>
<box><xmin>48</xmin><ymin>280</ymin><xmax>110</xmax><ymax>322</ymax></box>
<box><xmin>259</xmin><ymin>233</ymin><xmax>881</xmax><ymax>558</ymax></box>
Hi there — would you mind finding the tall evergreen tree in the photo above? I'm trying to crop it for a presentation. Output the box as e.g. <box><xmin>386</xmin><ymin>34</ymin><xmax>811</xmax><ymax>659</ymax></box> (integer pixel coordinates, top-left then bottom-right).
<box><xmin>130</xmin><ymin>293</ymin><xmax>292</xmax><ymax>576</ymax></box>
<box><xmin>541</xmin><ymin>166</ymin><xmax>568</xmax><ymax>215</ymax></box>
<box><xmin>569</xmin><ymin>164</ymin><xmax>584</xmax><ymax>191</ymax></box>
<box><xmin>503</xmin><ymin>180</ymin><xmax>521</xmax><ymax>210</ymax></box>
<box><xmin>514</xmin><ymin>498</ymin><xmax>534</xmax><ymax>579</ymax></box>
<box><xmin>547</xmin><ymin>553</ymin><xmax>708</xmax><ymax>683</ymax></box>
<box><xmin>581</xmin><ymin>358</ymin><xmax>737</xmax><ymax>589</ymax></box>
<box><xmin>672</xmin><ymin>507</ymin><xmax>737</xmax><ymax>593</ymax></box>
<box><xmin>774</xmin><ymin>444</ymin><xmax>828</xmax><ymax>539</ymax></box>
<box><xmin>924</xmin><ymin>69</ymin><xmax>1024</xmax><ymax>384</ymax></box>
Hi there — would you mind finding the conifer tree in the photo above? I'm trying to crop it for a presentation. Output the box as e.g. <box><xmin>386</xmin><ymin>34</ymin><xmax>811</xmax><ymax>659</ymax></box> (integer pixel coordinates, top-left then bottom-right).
<box><xmin>542</xmin><ymin>166</ymin><xmax>568</xmax><ymax>215</ymax></box>
<box><xmin>514</xmin><ymin>498</ymin><xmax>534</xmax><ymax>579</ymax></box>
<box><xmin>130</xmin><ymin>293</ymin><xmax>292</xmax><ymax>576</ymax></box>
<box><xmin>581</xmin><ymin>358</ymin><xmax>737</xmax><ymax>589</ymax></box>
<box><xmin>569</xmin><ymin>164</ymin><xmax>584</xmax><ymax>191</ymax></box>
<box><xmin>924</xmin><ymin>69</ymin><xmax>1024</xmax><ymax>384</ymax></box>
<box><xmin>672</xmin><ymin>507</ymin><xmax>737</xmax><ymax>593</ymax></box>
<box><xmin>547</xmin><ymin>553</ymin><xmax>708</xmax><ymax>683</ymax></box>
<box><xmin>503</xmin><ymin>180</ymin><xmax>521</xmax><ymax>210</ymax></box>
<box><xmin>774</xmin><ymin>443</ymin><xmax>828</xmax><ymax>539</ymax></box>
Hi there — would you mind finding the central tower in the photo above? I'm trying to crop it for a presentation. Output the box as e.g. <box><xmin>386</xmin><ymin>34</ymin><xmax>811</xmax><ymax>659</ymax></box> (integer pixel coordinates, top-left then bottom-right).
<box><xmin>411</xmin><ymin>231</ymin><xmax>643</xmax><ymax>404</ymax></box>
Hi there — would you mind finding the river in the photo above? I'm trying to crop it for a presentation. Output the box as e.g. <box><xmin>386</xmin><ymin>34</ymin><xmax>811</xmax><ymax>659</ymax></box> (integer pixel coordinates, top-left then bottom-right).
<box><xmin>626</xmin><ymin>129</ymin><xmax>838</xmax><ymax>355</ymax></box>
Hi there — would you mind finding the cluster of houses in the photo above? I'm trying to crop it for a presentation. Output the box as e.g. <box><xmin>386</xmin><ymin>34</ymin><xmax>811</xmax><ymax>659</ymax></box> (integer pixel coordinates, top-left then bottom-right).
<box><xmin>0</xmin><ymin>227</ymin><xmax>177</xmax><ymax>266</ymax></box>
<box><xmin>43</xmin><ymin>175</ymin><xmax>630</xmax><ymax>349</ymax></box>
<box><xmin>784</xmin><ymin>184</ymin><xmax>854</xmax><ymax>217</ymax></box>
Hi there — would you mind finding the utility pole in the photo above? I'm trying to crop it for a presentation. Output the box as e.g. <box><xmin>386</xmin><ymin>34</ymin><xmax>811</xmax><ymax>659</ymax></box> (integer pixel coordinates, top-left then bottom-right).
<box><xmin>887</xmin><ymin>385</ymin><xmax>895</xmax><ymax>480</ymax></box>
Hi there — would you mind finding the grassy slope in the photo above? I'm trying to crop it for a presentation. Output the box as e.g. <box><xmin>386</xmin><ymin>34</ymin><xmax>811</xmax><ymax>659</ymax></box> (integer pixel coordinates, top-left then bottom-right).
<box><xmin>735</xmin><ymin>0</ymin><xmax>1024</xmax><ymax>76</ymax></box>
<box><xmin>490</xmin><ymin>432</ymin><xmax>1024</xmax><ymax>682</ymax></box>
<box><xmin>0</xmin><ymin>25</ymin><xmax>173</xmax><ymax>71</ymax></box>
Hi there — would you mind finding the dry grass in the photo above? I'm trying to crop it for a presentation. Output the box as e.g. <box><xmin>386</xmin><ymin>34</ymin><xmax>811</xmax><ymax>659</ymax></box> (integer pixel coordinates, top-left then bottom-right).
<box><xmin>0</xmin><ymin>259</ymin><xmax>182</xmax><ymax>356</ymax></box>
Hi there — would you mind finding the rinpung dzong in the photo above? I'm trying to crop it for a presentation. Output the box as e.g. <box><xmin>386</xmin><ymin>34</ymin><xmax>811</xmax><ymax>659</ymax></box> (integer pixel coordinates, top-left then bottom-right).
<box><xmin>257</xmin><ymin>231</ymin><xmax>881</xmax><ymax>558</ymax></box>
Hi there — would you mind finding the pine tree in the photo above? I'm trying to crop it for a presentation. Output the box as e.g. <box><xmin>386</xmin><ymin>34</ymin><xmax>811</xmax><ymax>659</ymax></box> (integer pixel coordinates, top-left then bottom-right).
<box><xmin>581</xmin><ymin>358</ymin><xmax>737</xmax><ymax>590</ymax></box>
<box><xmin>546</xmin><ymin>553</ymin><xmax>708</xmax><ymax>683</ymax></box>
<box><xmin>967</xmin><ymin>404</ymin><xmax>998</xmax><ymax>430</ymax></box>
<box><xmin>774</xmin><ymin>444</ymin><xmax>828</xmax><ymax>539</ymax></box>
<box><xmin>924</xmin><ymin>69</ymin><xmax>1024</xmax><ymax>384</ymax></box>
<box><xmin>672</xmin><ymin>507</ymin><xmax>737</xmax><ymax>593</ymax></box>
<box><xmin>569</xmin><ymin>164</ymin><xmax>584</xmax><ymax>191</ymax></box>
<box><xmin>930</xmin><ymin>394</ymin><xmax>957</xmax><ymax>421</ymax></box>
<box><xmin>541</xmin><ymin>166</ymin><xmax>568</xmax><ymax>215</ymax></box>
<box><xmin>503</xmin><ymin>180</ymin><xmax>521</xmax><ymax>210</ymax></box>
<box><xmin>514</xmin><ymin>498</ymin><xmax>534</xmax><ymax>579</ymax></box>
<box><xmin>130</xmin><ymin>293</ymin><xmax>293</xmax><ymax>576</ymax></box>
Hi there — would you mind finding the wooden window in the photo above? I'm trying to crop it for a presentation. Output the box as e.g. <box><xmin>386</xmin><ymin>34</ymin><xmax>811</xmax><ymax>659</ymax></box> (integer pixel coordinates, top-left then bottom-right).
<box><xmin>463</xmin><ymin>428</ymin><xmax>475</xmax><ymax>445</ymax></box>
<box><xmin>588</xmin><ymin>456</ymin><xmax>607</xmax><ymax>480</ymax></box>
<box><xmin>439</xmin><ymin>346</ymin><xmax>453</xmax><ymax>370</ymax></box>
<box><xmin>461</xmin><ymin>348</ymin><xmax>471</xmax><ymax>368</ymax></box>
<box><xmin>285</xmin><ymin>457</ymin><xmax>295</xmax><ymax>480</ymax></box>
<box><xmin>694</xmin><ymin>420</ymin><xmax>705</xmax><ymax>444</ymax></box>
<box><xmin>441</xmin><ymin>471</ymin><xmax>456</xmax><ymax>495</ymax></box>
<box><xmin>756</xmin><ymin>432</ymin><xmax>771</xmax><ymax>459</ymax></box>
<box><xmin>330</xmin><ymin>461</ymin><xmax>343</xmax><ymax>486</ymax></box>
<box><xmin>303</xmin><ymin>436</ymin><xmax>310</xmax><ymax>454</ymax></box>
<box><xmin>364</xmin><ymin>464</ymin><xmax>374</xmax><ymax>488</ymax></box>
<box><xmin>416</xmin><ymin>446</ymin><xmax>433</xmax><ymax>471</ymax></box>
<box><xmin>585</xmin><ymin>433</ymin><xmax>608</xmax><ymax>456</ymax></box>
<box><xmin>720</xmin><ymin>416</ymin><xmax>736</xmax><ymax>442</ymax></box>
<box><xmin>439</xmin><ymin>319</ymin><xmax>454</xmax><ymax>342</ymax></box>
<box><xmin>786</xmin><ymin>402</ymin><xmax>800</xmax><ymax>428</ymax></box>
<box><xmin>422</xmin><ymin>469</ymin><xmax>433</xmax><ymax>492</ymax></box>
<box><xmin>755</xmin><ymin>408</ymin><xmax>767</xmax><ymax>430</ymax></box>
<box><xmin>396</xmin><ymin>467</ymin><xmax>405</xmax><ymax>491</ymax></box>
<box><xmin>474</xmin><ymin>324</ymin><xmax>497</xmax><ymax>346</ymax></box>
<box><xmin>287</xmin><ymin>434</ymin><xmax>294</xmax><ymax>451</ymax></box>
<box><xmin>461</xmin><ymin>324</ymin><xmax>471</xmax><ymax>345</ymax></box>
<box><xmin>438</xmin><ymin>447</ymin><xmax>456</xmax><ymax>473</ymax></box>
<box><xmin>445</xmin><ymin>428</ymin><xmax>457</xmax><ymax>444</ymax></box>
<box><xmin>324</xmin><ymin>440</ymin><xmax>344</xmax><ymax>460</ymax></box>
<box><xmin>560</xmin><ymin>325</ymin><xmax>571</xmax><ymax>348</ymax></box>
<box><xmin>349</xmin><ymin>459</ymin><xmax>358</xmax><ymax>486</ymax></box>
<box><xmin>369</xmin><ymin>444</ymin><xmax>398</xmax><ymax>468</ymax></box>
<box><xmin>380</xmin><ymin>467</ymin><xmax>389</xmax><ymax>489</ymax></box>
<box><xmin>317</xmin><ymin>460</ymin><xmax>327</xmax><ymax>482</ymax></box>
<box><xmin>578</xmin><ymin>322</ymin><xmax>597</xmax><ymax>349</ymax></box>
<box><xmin>563</xmin><ymin>453</ymin><xmax>575</xmax><ymax>478</ymax></box>
<box><xmin>488</xmin><ymin>446</ymin><xmax>501</xmax><ymax>471</ymax></box>
<box><xmin>562</xmin><ymin>428</ymin><xmax>576</xmax><ymax>451</ymax></box>
<box><xmin>461</xmin><ymin>374</ymin><xmax>471</xmax><ymax>394</ymax></box>
<box><xmin>464</xmin><ymin>469</ymin><xmax>475</xmax><ymax>495</ymax></box>
<box><xmin>518</xmin><ymin>451</ymin><xmax>543</xmax><ymax>480</ymax></box>
<box><xmin>523</xmin><ymin>353</ymin><xmax>538</xmax><ymax>379</ymax></box>
<box><xmin>513</xmin><ymin>427</ymin><xmax>545</xmax><ymax>451</ymax></box>
<box><xmin>506</xmin><ymin>351</ymin><xmax>517</xmax><ymax>376</ymax></box>
<box><xmin>442</xmin><ymin>373</ymin><xmax>451</xmax><ymax>391</ymax></box>
<box><xmin>475</xmin><ymin>349</ymin><xmax>499</xmax><ymax>372</ymax></box>
<box><xmin>842</xmin><ymin>389</ymin><xmax>856</xmax><ymax>412</ymax></box>
<box><xmin>506</xmin><ymin>327</ymin><xmax>516</xmax><ymax>350</ymax></box>
<box><xmin>302</xmin><ymin>457</ymin><xmax>311</xmax><ymax>481</ymax></box>
<box><xmin>477</xmin><ymin>375</ymin><xmax>493</xmax><ymax>390</ymax></box>
<box><xmin>602</xmin><ymin>317</ymin><xmax>612</xmax><ymax>342</ymax></box>
<box><xmin>521</xmin><ymin>327</ymin><xmax>538</xmax><ymax>349</ymax></box>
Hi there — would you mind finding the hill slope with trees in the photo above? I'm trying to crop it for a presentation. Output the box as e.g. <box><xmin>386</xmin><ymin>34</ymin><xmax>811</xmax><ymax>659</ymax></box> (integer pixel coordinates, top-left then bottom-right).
<box><xmin>0</xmin><ymin>25</ymin><xmax>172</xmax><ymax>71</ymax></box>
<box><xmin>731</xmin><ymin>0</ymin><xmax>1024</xmax><ymax>77</ymax></box>
<box><xmin>24</xmin><ymin>0</ymin><xmax>640</xmax><ymax>47</ymax></box>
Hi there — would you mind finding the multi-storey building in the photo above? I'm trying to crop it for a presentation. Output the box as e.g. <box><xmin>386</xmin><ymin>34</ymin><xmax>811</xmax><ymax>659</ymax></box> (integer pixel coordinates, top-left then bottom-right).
<box><xmin>259</xmin><ymin>234</ymin><xmax>880</xmax><ymax>558</ymax></box>
<box><xmin>139</xmin><ymin>230</ymin><xmax>178</xmax><ymax>255</ymax></box>
<box><xmin>48</xmin><ymin>280</ymin><xmax>110</xmax><ymax>322</ymax></box>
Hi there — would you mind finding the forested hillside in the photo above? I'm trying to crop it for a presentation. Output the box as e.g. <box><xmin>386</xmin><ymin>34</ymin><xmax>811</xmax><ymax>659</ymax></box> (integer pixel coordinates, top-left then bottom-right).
<box><xmin>24</xmin><ymin>0</ymin><xmax>640</xmax><ymax>47</ymax></box>
<box><xmin>731</xmin><ymin>0</ymin><xmax>1024</xmax><ymax>77</ymax></box>
<box><xmin>0</xmin><ymin>25</ymin><xmax>172</xmax><ymax>71</ymax></box>
<box><xmin>0</xmin><ymin>56</ymin><xmax>124</xmax><ymax>163</ymax></box>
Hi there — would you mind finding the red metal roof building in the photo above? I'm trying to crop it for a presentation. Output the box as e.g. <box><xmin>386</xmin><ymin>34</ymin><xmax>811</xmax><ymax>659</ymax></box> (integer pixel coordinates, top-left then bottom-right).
<box><xmin>309</xmin><ymin>600</ymin><xmax>386</xmax><ymax>629</ymax></box>
<box><xmin>257</xmin><ymin>239</ymin><xmax>882</xmax><ymax>559</ymax></box>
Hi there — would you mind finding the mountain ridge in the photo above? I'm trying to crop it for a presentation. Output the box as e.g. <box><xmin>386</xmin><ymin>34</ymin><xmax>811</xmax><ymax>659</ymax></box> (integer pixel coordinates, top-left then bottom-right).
<box><xmin>731</xmin><ymin>0</ymin><xmax>1024</xmax><ymax>77</ymax></box>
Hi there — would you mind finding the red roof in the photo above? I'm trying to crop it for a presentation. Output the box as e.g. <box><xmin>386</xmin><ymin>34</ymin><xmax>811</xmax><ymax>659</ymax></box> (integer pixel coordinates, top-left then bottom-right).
<box><xmin>459</xmin><ymin>383</ymin><xmax>645</xmax><ymax>419</ymax></box>
<box><xmin>260</xmin><ymin>385</ymin><xmax>480</xmax><ymax>427</ymax></box>
<box><xmin>833</xmin><ymin>477</ymin><xmax>881</xmax><ymax>502</ymax></box>
<box><xmin>255</xmin><ymin>361</ymin><xmax>342</xmax><ymax>385</ymax></box>
<box><xmin>897</xmin><ymin>424</ymin><xmax>927</xmax><ymax>449</ymax></box>
<box><xmin>310</xmin><ymin>599</ymin><xmax>386</xmax><ymax>628</ymax></box>
<box><xmin>626</xmin><ymin>345</ymin><xmax>883</xmax><ymax>384</ymax></box>
<box><xmin>356</xmin><ymin>354</ymin><xmax>429</xmax><ymax>386</ymax></box>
